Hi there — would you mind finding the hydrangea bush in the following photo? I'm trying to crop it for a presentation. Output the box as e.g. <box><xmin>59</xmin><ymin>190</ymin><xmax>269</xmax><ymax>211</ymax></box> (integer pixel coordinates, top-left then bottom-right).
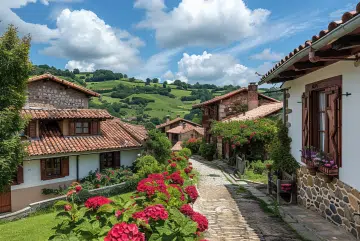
<box><xmin>50</xmin><ymin>151</ymin><xmax>207</xmax><ymax>241</ymax></box>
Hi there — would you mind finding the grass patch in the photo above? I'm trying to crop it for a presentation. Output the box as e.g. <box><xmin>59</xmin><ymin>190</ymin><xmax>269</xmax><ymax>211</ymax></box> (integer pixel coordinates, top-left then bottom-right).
<box><xmin>0</xmin><ymin>191</ymin><xmax>134</xmax><ymax>241</ymax></box>
<box><xmin>241</xmin><ymin>169</ymin><xmax>268</xmax><ymax>184</ymax></box>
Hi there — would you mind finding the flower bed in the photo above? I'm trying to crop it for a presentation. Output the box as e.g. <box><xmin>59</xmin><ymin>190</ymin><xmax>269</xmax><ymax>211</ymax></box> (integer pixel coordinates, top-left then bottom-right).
<box><xmin>300</xmin><ymin>147</ymin><xmax>339</xmax><ymax>176</ymax></box>
<box><xmin>50</xmin><ymin>152</ymin><xmax>208</xmax><ymax>241</ymax></box>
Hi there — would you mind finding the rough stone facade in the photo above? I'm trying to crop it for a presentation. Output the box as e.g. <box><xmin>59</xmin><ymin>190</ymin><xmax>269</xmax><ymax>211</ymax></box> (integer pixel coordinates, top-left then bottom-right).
<box><xmin>297</xmin><ymin>166</ymin><xmax>360</xmax><ymax>239</ymax></box>
<box><xmin>219</xmin><ymin>93</ymin><xmax>248</xmax><ymax>120</ymax></box>
<box><xmin>27</xmin><ymin>80</ymin><xmax>89</xmax><ymax>109</ymax></box>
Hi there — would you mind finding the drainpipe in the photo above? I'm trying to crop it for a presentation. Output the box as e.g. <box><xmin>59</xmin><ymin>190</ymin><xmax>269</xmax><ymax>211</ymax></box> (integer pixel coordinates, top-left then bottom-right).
<box><xmin>259</xmin><ymin>14</ymin><xmax>360</xmax><ymax>84</ymax></box>
<box><xmin>76</xmin><ymin>155</ymin><xmax>79</xmax><ymax>181</ymax></box>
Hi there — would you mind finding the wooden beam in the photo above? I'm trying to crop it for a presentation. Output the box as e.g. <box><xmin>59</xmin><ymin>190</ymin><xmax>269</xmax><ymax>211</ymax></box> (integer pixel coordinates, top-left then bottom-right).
<box><xmin>332</xmin><ymin>35</ymin><xmax>360</xmax><ymax>51</ymax></box>
<box><xmin>279</xmin><ymin>70</ymin><xmax>307</xmax><ymax>77</ymax></box>
<box><xmin>293</xmin><ymin>62</ymin><xmax>325</xmax><ymax>70</ymax></box>
<box><xmin>315</xmin><ymin>49</ymin><xmax>352</xmax><ymax>58</ymax></box>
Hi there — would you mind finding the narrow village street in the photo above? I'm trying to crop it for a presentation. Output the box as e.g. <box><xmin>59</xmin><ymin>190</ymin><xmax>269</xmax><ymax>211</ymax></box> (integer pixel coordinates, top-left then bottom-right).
<box><xmin>191</xmin><ymin>157</ymin><xmax>302</xmax><ymax>241</ymax></box>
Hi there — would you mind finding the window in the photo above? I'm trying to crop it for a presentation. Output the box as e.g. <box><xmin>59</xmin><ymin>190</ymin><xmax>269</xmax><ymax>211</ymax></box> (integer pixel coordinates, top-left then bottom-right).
<box><xmin>45</xmin><ymin>158</ymin><xmax>61</xmax><ymax>177</ymax></box>
<box><xmin>100</xmin><ymin>152</ymin><xmax>120</xmax><ymax>171</ymax></box>
<box><xmin>75</xmin><ymin>121</ymin><xmax>89</xmax><ymax>134</ymax></box>
<box><xmin>318</xmin><ymin>92</ymin><xmax>326</xmax><ymax>152</ymax></box>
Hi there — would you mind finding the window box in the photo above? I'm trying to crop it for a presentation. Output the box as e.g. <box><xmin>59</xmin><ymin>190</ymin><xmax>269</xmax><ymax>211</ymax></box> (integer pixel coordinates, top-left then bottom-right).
<box><xmin>318</xmin><ymin>165</ymin><xmax>339</xmax><ymax>176</ymax></box>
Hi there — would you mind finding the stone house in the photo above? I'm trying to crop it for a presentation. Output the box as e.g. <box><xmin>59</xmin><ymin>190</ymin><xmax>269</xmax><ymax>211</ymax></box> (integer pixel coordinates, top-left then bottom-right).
<box><xmin>0</xmin><ymin>74</ymin><xmax>147</xmax><ymax>213</ymax></box>
<box><xmin>193</xmin><ymin>83</ymin><xmax>283</xmax><ymax>157</ymax></box>
<box><xmin>259</xmin><ymin>4</ymin><xmax>360</xmax><ymax>239</ymax></box>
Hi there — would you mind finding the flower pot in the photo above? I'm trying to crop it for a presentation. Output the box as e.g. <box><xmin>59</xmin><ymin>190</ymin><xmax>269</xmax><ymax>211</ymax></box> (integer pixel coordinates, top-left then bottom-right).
<box><xmin>318</xmin><ymin>165</ymin><xmax>338</xmax><ymax>176</ymax></box>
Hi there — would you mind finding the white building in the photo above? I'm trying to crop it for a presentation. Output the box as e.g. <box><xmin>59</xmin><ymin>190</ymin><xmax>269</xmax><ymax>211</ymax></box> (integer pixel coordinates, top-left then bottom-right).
<box><xmin>259</xmin><ymin>5</ymin><xmax>360</xmax><ymax>239</ymax></box>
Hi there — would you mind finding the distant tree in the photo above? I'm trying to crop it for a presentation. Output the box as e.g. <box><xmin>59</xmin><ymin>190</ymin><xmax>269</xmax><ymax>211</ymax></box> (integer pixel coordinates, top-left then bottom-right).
<box><xmin>79</xmin><ymin>76</ymin><xmax>85</xmax><ymax>79</ymax></box>
<box><xmin>146</xmin><ymin>78</ymin><xmax>151</xmax><ymax>86</ymax></box>
<box><xmin>118</xmin><ymin>73</ymin><xmax>123</xmax><ymax>79</ymax></box>
<box><xmin>129</xmin><ymin>77</ymin><xmax>136</xmax><ymax>82</ymax></box>
<box><xmin>150</xmin><ymin>117</ymin><xmax>161</xmax><ymax>125</ymax></box>
<box><xmin>145</xmin><ymin>122</ymin><xmax>156</xmax><ymax>130</ymax></box>
<box><xmin>86</xmin><ymin>73</ymin><xmax>90</xmax><ymax>77</ymax></box>
<box><xmin>163</xmin><ymin>81</ymin><xmax>168</xmax><ymax>85</ymax></box>
<box><xmin>173</xmin><ymin>79</ymin><xmax>182</xmax><ymax>86</ymax></box>
<box><xmin>124</xmin><ymin>74</ymin><xmax>128</xmax><ymax>78</ymax></box>
<box><xmin>162</xmin><ymin>82</ymin><xmax>167</xmax><ymax>88</ymax></box>
<box><xmin>152</xmin><ymin>78</ymin><xmax>159</xmax><ymax>83</ymax></box>
<box><xmin>73</xmin><ymin>68</ymin><xmax>80</xmax><ymax>74</ymax></box>
<box><xmin>0</xmin><ymin>25</ymin><xmax>31</xmax><ymax>191</ymax></box>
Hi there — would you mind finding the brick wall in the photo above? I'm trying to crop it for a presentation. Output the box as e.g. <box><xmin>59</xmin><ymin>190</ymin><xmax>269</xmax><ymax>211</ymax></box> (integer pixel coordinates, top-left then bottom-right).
<box><xmin>27</xmin><ymin>80</ymin><xmax>89</xmax><ymax>109</ymax></box>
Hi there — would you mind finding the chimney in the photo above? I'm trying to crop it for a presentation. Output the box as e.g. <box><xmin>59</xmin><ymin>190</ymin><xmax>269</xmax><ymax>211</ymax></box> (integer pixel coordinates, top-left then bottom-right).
<box><xmin>248</xmin><ymin>82</ymin><xmax>259</xmax><ymax>110</ymax></box>
<box><xmin>166</xmin><ymin>115</ymin><xmax>170</xmax><ymax>123</ymax></box>
<box><xmin>182</xmin><ymin>122</ymin><xmax>186</xmax><ymax>129</ymax></box>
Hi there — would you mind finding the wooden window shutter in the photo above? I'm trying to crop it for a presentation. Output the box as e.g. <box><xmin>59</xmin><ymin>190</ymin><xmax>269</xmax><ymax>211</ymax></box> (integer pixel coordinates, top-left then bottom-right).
<box><xmin>69</xmin><ymin>121</ymin><xmax>75</xmax><ymax>136</ymax></box>
<box><xmin>302</xmin><ymin>92</ymin><xmax>311</xmax><ymax>148</ymax></box>
<box><xmin>325</xmin><ymin>86</ymin><xmax>342</xmax><ymax>166</ymax></box>
<box><xmin>61</xmin><ymin>157</ymin><xmax>70</xmax><ymax>176</ymax></box>
<box><xmin>17</xmin><ymin>164</ymin><xmax>24</xmax><ymax>184</ymax></box>
<box><xmin>91</xmin><ymin>121</ymin><xmax>98</xmax><ymax>135</ymax></box>
<box><xmin>28</xmin><ymin>120</ymin><xmax>37</xmax><ymax>138</ymax></box>
<box><xmin>41</xmin><ymin>160</ymin><xmax>46</xmax><ymax>180</ymax></box>
<box><xmin>114</xmin><ymin>152</ymin><xmax>120</xmax><ymax>169</ymax></box>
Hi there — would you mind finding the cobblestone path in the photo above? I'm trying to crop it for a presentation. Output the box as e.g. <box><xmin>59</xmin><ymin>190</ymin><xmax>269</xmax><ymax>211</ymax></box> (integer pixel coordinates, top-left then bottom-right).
<box><xmin>191</xmin><ymin>157</ymin><xmax>303</xmax><ymax>241</ymax></box>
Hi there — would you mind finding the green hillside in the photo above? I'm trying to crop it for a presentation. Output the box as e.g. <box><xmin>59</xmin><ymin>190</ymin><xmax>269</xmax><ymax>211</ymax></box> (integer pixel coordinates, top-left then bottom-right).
<box><xmin>30</xmin><ymin>65</ymin><xmax>281</xmax><ymax>126</ymax></box>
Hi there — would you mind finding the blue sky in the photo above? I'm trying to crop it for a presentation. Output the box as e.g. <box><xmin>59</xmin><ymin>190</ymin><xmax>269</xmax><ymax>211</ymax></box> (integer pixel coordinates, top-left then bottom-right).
<box><xmin>1</xmin><ymin>0</ymin><xmax>358</xmax><ymax>86</ymax></box>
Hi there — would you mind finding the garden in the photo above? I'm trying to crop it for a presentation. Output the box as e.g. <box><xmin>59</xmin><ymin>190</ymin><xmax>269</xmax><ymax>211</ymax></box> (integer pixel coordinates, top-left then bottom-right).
<box><xmin>0</xmin><ymin>131</ymin><xmax>208</xmax><ymax>241</ymax></box>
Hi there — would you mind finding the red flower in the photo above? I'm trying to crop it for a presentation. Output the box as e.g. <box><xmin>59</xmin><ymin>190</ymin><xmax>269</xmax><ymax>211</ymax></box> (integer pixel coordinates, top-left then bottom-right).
<box><xmin>184</xmin><ymin>167</ymin><xmax>191</xmax><ymax>174</ymax></box>
<box><xmin>115</xmin><ymin>210</ymin><xmax>123</xmax><ymax>218</ymax></box>
<box><xmin>66</xmin><ymin>189</ymin><xmax>75</xmax><ymax>197</ymax></box>
<box><xmin>105</xmin><ymin>223</ymin><xmax>145</xmax><ymax>241</ymax></box>
<box><xmin>84</xmin><ymin>196</ymin><xmax>112</xmax><ymax>210</ymax></box>
<box><xmin>64</xmin><ymin>204</ymin><xmax>72</xmax><ymax>211</ymax></box>
<box><xmin>191</xmin><ymin>212</ymin><xmax>209</xmax><ymax>232</ymax></box>
<box><xmin>168</xmin><ymin>160</ymin><xmax>172</xmax><ymax>163</ymax></box>
<box><xmin>180</xmin><ymin>204</ymin><xmax>194</xmax><ymax>216</ymax></box>
<box><xmin>144</xmin><ymin>204</ymin><xmax>168</xmax><ymax>221</ymax></box>
<box><xmin>136</xmin><ymin>178</ymin><xmax>169</xmax><ymax>198</ymax></box>
<box><xmin>231</xmin><ymin>144</ymin><xmax>236</xmax><ymax>149</ymax></box>
<box><xmin>96</xmin><ymin>173</ymin><xmax>102</xmax><ymax>181</ymax></box>
<box><xmin>189</xmin><ymin>162</ymin><xmax>193</xmax><ymax>165</ymax></box>
<box><xmin>169</xmin><ymin>172</ymin><xmax>184</xmax><ymax>185</ymax></box>
<box><xmin>148</xmin><ymin>173</ymin><xmax>164</xmax><ymax>180</ymax></box>
<box><xmin>133</xmin><ymin>211</ymin><xmax>149</xmax><ymax>223</ymax></box>
<box><xmin>75</xmin><ymin>185</ymin><xmax>82</xmax><ymax>193</ymax></box>
<box><xmin>185</xmin><ymin>186</ymin><xmax>199</xmax><ymax>203</ymax></box>
<box><xmin>170</xmin><ymin>163</ymin><xmax>177</xmax><ymax>168</ymax></box>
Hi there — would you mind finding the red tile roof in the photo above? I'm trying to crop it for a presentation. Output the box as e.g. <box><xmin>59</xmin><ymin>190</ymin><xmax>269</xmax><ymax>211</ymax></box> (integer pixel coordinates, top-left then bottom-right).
<box><xmin>166</xmin><ymin>123</ymin><xmax>196</xmax><ymax>134</ymax></box>
<box><xmin>222</xmin><ymin>102</ymin><xmax>283</xmax><ymax>122</ymax></box>
<box><xmin>117</xmin><ymin>120</ymin><xmax>148</xmax><ymax>142</ymax></box>
<box><xmin>192</xmin><ymin>88</ymin><xmax>279</xmax><ymax>108</ymax></box>
<box><xmin>21</xmin><ymin>109</ymin><xmax>113</xmax><ymax>120</ymax></box>
<box><xmin>260</xmin><ymin>3</ymin><xmax>360</xmax><ymax>84</ymax></box>
<box><xmin>194</xmin><ymin>127</ymin><xmax>205</xmax><ymax>136</ymax></box>
<box><xmin>29</xmin><ymin>74</ymin><xmax>100</xmax><ymax>97</ymax></box>
<box><xmin>171</xmin><ymin>141</ymin><xmax>183</xmax><ymax>152</ymax></box>
<box><xmin>156</xmin><ymin>118</ymin><xmax>201</xmax><ymax>129</ymax></box>
<box><xmin>26</xmin><ymin>118</ymin><xmax>147</xmax><ymax>157</ymax></box>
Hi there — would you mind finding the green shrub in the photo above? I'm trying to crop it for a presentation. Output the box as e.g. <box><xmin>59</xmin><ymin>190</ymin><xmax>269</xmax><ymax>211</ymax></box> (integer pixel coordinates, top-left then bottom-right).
<box><xmin>145</xmin><ymin>130</ymin><xmax>172</xmax><ymax>164</ymax></box>
<box><xmin>250</xmin><ymin>160</ymin><xmax>266</xmax><ymax>175</ymax></box>
<box><xmin>182</xmin><ymin>138</ymin><xmax>201</xmax><ymax>154</ymax></box>
<box><xmin>269</xmin><ymin>120</ymin><xmax>299</xmax><ymax>174</ymax></box>
<box><xmin>134</xmin><ymin>155</ymin><xmax>163</xmax><ymax>179</ymax></box>
<box><xmin>199</xmin><ymin>141</ymin><xmax>216</xmax><ymax>161</ymax></box>
<box><xmin>178</xmin><ymin>148</ymin><xmax>192</xmax><ymax>157</ymax></box>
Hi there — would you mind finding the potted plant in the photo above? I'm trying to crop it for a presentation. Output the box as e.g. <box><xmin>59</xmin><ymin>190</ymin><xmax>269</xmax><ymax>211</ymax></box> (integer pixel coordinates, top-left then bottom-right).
<box><xmin>300</xmin><ymin>146</ymin><xmax>319</xmax><ymax>175</ymax></box>
<box><xmin>318</xmin><ymin>153</ymin><xmax>338</xmax><ymax>179</ymax></box>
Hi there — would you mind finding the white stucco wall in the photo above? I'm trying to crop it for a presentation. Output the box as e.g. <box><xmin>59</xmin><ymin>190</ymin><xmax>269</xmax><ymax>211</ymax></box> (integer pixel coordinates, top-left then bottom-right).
<box><xmin>11</xmin><ymin>156</ymin><xmax>77</xmax><ymax>190</ymax></box>
<box><xmin>121</xmin><ymin>149</ymin><xmax>141</xmax><ymax>167</ymax></box>
<box><xmin>283</xmin><ymin>61</ymin><xmax>360</xmax><ymax>190</ymax></box>
<box><xmin>78</xmin><ymin>153</ymin><xmax>100</xmax><ymax>179</ymax></box>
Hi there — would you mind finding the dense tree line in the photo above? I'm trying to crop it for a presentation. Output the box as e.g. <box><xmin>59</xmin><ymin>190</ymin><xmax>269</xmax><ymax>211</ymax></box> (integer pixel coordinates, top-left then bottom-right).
<box><xmin>31</xmin><ymin>65</ymin><xmax>76</xmax><ymax>78</ymax></box>
<box><xmin>110</xmin><ymin>84</ymin><xmax>175</xmax><ymax>99</ymax></box>
<box><xmin>86</xmin><ymin>69</ymin><xmax>124</xmax><ymax>82</ymax></box>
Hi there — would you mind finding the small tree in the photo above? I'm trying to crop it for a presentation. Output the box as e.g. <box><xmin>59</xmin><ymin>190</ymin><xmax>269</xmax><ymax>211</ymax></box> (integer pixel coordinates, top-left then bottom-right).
<box><xmin>145</xmin><ymin>78</ymin><xmax>151</xmax><ymax>86</ymax></box>
<box><xmin>270</xmin><ymin>120</ymin><xmax>299</xmax><ymax>174</ymax></box>
<box><xmin>145</xmin><ymin>129</ymin><xmax>171</xmax><ymax>164</ymax></box>
<box><xmin>0</xmin><ymin>25</ymin><xmax>31</xmax><ymax>191</ymax></box>
<box><xmin>73</xmin><ymin>68</ymin><xmax>80</xmax><ymax>74</ymax></box>
<box><xmin>152</xmin><ymin>78</ymin><xmax>159</xmax><ymax>83</ymax></box>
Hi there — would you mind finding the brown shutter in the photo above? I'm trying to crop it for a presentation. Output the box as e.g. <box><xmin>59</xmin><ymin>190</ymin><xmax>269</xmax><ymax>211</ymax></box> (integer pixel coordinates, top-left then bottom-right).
<box><xmin>325</xmin><ymin>86</ymin><xmax>341</xmax><ymax>166</ymax></box>
<box><xmin>41</xmin><ymin>159</ymin><xmax>46</xmax><ymax>180</ymax></box>
<box><xmin>28</xmin><ymin>120</ymin><xmax>37</xmax><ymax>138</ymax></box>
<box><xmin>61</xmin><ymin>157</ymin><xmax>70</xmax><ymax>176</ymax></box>
<box><xmin>91</xmin><ymin>121</ymin><xmax>98</xmax><ymax>135</ymax></box>
<box><xmin>302</xmin><ymin>92</ymin><xmax>311</xmax><ymax>148</ymax></box>
<box><xmin>114</xmin><ymin>152</ymin><xmax>120</xmax><ymax>169</ymax></box>
<box><xmin>69</xmin><ymin>121</ymin><xmax>75</xmax><ymax>136</ymax></box>
<box><xmin>17</xmin><ymin>164</ymin><xmax>24</xmax><ymax>184</ymax></box>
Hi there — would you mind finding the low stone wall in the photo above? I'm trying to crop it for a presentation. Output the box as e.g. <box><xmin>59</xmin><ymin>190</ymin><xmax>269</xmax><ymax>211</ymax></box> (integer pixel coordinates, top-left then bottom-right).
<box><xmin>297</xmin><ymin>166</ymin><xmax>360</xmax><ymax>239</ymax></box>
<box><xmin>0</xmin><ymin>182</ymin><xmax>127</xmax><ymax>222</ymax></box>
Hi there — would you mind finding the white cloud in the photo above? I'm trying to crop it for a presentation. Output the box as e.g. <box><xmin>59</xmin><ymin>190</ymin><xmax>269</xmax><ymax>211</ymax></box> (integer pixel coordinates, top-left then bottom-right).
<box><xmin>40</xmin><ymin>9</ymin><xmax>143</xmax><ymax>73</ymax></box>
<box><xmin>0</xmin><ymin>0</ymin><xmax>59</xmax><ymax>43</ymax></box>
<box><xmin>250</xmin><ymin>48</ymin><xmax>283</xmax><ymax>61</ymax></box>
<box><xmin>134</xmin><ymin>0</ymin><xmax>270</xmax><ymax>48</ymax></box>
<box><xmin>329</xmin><ymin>3</ymin><xmax>355</xmax><ymax>19</ymax></box>
<box><xmin>169</xmin><ymin>51</ymin><xmax>267</xmax><ymax>86</ymax></box>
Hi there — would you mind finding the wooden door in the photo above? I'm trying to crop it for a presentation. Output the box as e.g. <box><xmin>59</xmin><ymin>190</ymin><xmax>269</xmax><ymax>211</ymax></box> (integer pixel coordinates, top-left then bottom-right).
<box><xmin>0</xmin><ymin>186</ymin><xmax>11</xmax><ymax>213</ymax></box>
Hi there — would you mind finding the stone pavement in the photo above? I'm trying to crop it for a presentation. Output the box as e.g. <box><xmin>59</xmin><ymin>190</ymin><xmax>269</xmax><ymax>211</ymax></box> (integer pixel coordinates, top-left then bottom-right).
<box><xmin>191</xmin><ymin>157</ymin><xmax>303</xmax><ymax>241</ymax></box>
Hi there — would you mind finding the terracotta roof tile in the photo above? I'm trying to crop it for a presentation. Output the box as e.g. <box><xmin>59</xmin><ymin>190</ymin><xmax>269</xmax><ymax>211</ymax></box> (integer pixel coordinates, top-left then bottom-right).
<box><xmin>21</xmin><ymin>109</ymin><xmax>113</xmax><ymax>120</ymax></box>
<box><xmin>171</xmin><ymin>141</ymin><xmax>183</xmax><ymax>152</ymax></box>
<box><xmin>156</xmin><ymin>118</ymin><xmax>201</xmax><ymax>129</ymax></box>
<box><xmin>194</xmin><ymin>127</ymin><xmax>205</xmax><ymax>136</ymax></box>
<box><xmin>166</xmin><ymin>123</ymin><xmax>196</xmax><ymax>134</ymax></box>
<box><xmin>26</xmin><ymin>118</ymin><xmax>147</xmax><ymax>157</ymax></box>
<box><xmin>222</xmin><ymin>102</ymin><xmax>283</xmax><ymax>122</ymax></box>
<box><xmin>261</xmin><ymin>3</ymin><xmax>360</xmax><ymax>84</ymax></box>
<box><xmin>29</xmin><ymin>74</ymin><xmax>100</xmax><ymax>97</ymax></box>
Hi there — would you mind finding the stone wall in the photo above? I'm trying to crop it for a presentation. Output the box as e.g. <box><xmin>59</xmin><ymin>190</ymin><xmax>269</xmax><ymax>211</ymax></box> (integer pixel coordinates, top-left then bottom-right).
<box><xmin>297</xmin><ymin>166</ymin><xmax>360</xmax><ymax>238</ymax></box>
<box><xmin>259</xmin><ymin>96</ymin><xmax>274</xmax><ymax>106</ymax></box>
<box><xmin>27</xmin><ymin>80</ymin><xmax>89</xmax><ymax>109</ymax></box>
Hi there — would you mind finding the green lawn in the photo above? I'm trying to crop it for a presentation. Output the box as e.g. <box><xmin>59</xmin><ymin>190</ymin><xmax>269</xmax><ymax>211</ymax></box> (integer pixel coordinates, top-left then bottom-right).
<box><xmin>0</xmin><ymin>191</ymin><xmax>135</xmax><ymax>241</ymax></box>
